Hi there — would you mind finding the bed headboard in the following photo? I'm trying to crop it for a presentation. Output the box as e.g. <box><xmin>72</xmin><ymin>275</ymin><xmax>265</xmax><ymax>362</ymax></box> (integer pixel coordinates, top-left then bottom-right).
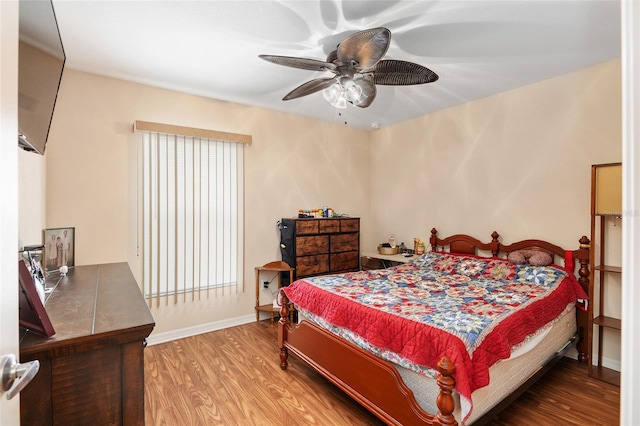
<box><xmin>429</xmin><ymin>228</ymin><xmax>500</xmax><ymax>256</ymax></box>
<box><xmin>429</xmin><ymin>228</ymin><xmax>589</xmax><ymax>273</ymax></box>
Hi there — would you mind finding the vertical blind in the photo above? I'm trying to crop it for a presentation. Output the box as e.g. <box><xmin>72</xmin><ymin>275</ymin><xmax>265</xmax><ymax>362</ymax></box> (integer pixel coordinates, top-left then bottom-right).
<box><xmin>136</xmin><ymin>121</ymin><xmax>249</xmax><ymax>306</ymax></box>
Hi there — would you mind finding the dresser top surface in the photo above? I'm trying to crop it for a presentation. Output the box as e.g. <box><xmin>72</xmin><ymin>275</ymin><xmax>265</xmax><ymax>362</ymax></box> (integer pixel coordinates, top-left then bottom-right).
<box><xmin>20</xmin><ymin>262</ymin><xmax>155</xmax><ymax>352</ymax></box>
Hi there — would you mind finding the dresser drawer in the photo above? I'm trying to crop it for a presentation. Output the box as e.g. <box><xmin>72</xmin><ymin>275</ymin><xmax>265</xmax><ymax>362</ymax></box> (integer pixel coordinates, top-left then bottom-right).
<box><xmin>330</xmin><ymin>251</ymin><xmax>359</xmax><ymax>272</ymax></box>
<box><xmin>296</xmin><ymin>220</ymin><xmax>319</xmax><ymax>235</ymax></box>
<box><xmin>296</xmin><ymin>235</ymin><xmax>329</xmax><ymax>256</ymax></box>
<box><xmin>319</xmin><ymin>219</ymin><xmax>340</xmax><ymax>233</ymax></box>
<box><xmin>330</xmin><ymin>233</ymin><xmax>359</xmax><ymax>253</ymax></box>
<box><xmin>340</xmin><ymin>219</ymin><xmax>360</xmax><ymax>232</ymax></box>
<box><xmin>296</xmin><ymin>255</ymin><xmax>329</xmax><ymax>277</ymax></box>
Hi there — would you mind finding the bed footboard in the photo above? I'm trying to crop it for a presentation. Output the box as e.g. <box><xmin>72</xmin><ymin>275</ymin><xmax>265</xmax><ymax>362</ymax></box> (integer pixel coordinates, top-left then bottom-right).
<box><xmin>278</xmin><ymin>294</ymin><xmax>457</xmax><ymax>426</ymax></box>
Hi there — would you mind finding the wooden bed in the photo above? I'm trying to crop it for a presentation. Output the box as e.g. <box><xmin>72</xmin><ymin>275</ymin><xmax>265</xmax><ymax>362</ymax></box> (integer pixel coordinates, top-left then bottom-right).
<box><xmin>278</xmin><ymin>228</ymin><xmax>591</xmax><ymax>426</ymax></box>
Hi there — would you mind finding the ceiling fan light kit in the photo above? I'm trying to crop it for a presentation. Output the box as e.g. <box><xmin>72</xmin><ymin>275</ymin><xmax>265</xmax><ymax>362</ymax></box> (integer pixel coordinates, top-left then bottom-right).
<box><xmin>322</xmin><ymin>77</ymin><xmax>367</xmax><ymax>109</ymax></box>
<box><xmin>259</xmin><ymin>27</ymin><xmax>438</xmax><ymax>109</ymax></box>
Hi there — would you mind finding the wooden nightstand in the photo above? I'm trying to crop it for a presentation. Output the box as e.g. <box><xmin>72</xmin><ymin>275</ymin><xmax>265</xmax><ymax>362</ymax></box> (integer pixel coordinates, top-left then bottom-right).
<box><xmin>255</xmin><ymin>261</ymin><xmax>295</xmax><ymax>323</ymax></box>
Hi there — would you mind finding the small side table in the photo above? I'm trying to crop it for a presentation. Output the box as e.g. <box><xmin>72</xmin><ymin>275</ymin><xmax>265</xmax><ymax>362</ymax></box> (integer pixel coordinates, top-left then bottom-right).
<box><xmin>255</xmin><ymin>261</ymin><xmax>295</xmax><ymax>323</ymax></box>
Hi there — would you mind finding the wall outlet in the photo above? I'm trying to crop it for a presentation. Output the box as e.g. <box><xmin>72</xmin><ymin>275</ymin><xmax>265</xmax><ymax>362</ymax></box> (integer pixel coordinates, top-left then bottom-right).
<box><xmin>263</xmin><ymin>281</ymin><xmax>269</xmax><ymax>289</ymax></box>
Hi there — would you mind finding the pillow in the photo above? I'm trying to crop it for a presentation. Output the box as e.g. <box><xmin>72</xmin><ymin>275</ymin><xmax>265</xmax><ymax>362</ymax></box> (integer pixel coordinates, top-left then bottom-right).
<box><xmin>507</xmin><ymin>249</ymin><xmax>552</xmax><ymax>266</ymax></box>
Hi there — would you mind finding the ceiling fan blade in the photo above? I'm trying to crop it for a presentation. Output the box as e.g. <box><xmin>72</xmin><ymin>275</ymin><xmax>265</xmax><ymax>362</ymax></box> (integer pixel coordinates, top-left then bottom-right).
<box><xmin>282</xmin><ymin>77</ymin><xmax>338</xmax><ymax>101</ymax></box>
<box><xmin>372</xmin><ymin>60</ymin><xmax>439</xmax><ymax>85</ymax></box>
<box><xmin>337</xmin><ymin>27</ymin><xmax>391</xmax><ymax>70</ymax></box>
<box><xmin>352</xmin><ymin>77</ymin><xmax>377</xmax><ymax>108</ymax></box>
<box><xmin>259</xmin><ymin>55</ymin><xmax>336</xmax><ymax>72</ymax></box>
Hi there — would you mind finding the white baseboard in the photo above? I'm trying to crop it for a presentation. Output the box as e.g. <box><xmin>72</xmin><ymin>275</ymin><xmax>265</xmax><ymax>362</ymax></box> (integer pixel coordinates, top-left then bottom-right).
<box><xmin>595</xmin><ymin>356</ymin><xmax>621</xmax><ymax>372</ymax></box>
<box><xmin>146</xmin><ymin>313</ymin><xmax>257</xmax><ymax>346</ymax></box>
<box><xmin>565</xmin><ymin>347</ymin><xmax>621</xmax><ymax>372</ymax></box>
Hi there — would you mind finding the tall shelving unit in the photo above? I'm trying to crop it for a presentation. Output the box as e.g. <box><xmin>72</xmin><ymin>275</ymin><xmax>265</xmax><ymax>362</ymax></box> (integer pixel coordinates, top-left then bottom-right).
<box><xmin>588</xmin><ymin>162</ymin><xmax>622</xmax><ymax>386</ymax></box>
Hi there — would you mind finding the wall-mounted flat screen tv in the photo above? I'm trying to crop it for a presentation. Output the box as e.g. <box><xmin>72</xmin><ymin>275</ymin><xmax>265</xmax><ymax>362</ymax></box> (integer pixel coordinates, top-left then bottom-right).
<box><xmin>18</xmin><ymin>0</ymin><xmax>65</xmax><ymax>155</ymax></box>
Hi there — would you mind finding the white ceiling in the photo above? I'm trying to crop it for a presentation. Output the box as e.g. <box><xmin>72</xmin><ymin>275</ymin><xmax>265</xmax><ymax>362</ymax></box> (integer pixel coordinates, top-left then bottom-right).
<box><xmin>49</xmin><ymin>0</ymin><xmax>620</xmax><ymax>131</ymax></box>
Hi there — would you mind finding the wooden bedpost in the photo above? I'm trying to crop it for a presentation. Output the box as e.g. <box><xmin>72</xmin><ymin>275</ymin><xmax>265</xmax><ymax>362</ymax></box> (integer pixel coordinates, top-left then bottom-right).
<box><xmin>430</xmin><ymin>228</ymin><xmax>439</xmax><ymax>251</ymax></box>
<box><xmin>278</xmin><ymin>289</ymin><xmax>290</xmax><ymax>370</ymax></box>
<box><xmin>433</xmin><ymin>356</ymin><xmax>458</xmax><ymax>426</ymax></box>
<box><xmin>490</xmin><ymin>231</ymin><xmax>500</xmax><ymax>257</ymax></box>
<box><xmin>576</xmin><ymin>235</ymin><xmax>591</xmax><ymax>364</ymax></box>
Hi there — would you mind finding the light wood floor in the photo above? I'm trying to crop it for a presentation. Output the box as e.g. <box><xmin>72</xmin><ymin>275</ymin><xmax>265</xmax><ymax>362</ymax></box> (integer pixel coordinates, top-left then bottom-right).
<box><xmin>144</xmin><ymin>320</ymin><xmax>619</xmax><ymax>425</ymax></box>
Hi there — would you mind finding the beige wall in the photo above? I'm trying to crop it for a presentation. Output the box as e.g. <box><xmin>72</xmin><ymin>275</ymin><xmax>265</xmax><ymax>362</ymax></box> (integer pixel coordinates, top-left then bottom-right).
<box><xmin>18</xmin><ymin>149</ymin><xmax>46</xmax><ymax>248</ymax></box>
<box><xmin>42</xmin><ymin>60</ymin><xmax>622</xmax><ymax>366</ymax></box>
<box><xmin>45</xmin><ymin>69</ymin><xmax>371</xmax><ymax>337</ymax></box>
<box><xmin>370</xmin><ymin>60</ymin><xmax>621</xmax><ymax>247</ymax></box>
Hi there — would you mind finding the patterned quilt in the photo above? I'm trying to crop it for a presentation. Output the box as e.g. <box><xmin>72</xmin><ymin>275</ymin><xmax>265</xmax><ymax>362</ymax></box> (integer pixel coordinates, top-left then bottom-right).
<box><xmin>283</xmin><ymin>251</ymin><xmax>588</xmax><ymax>423</ymax></box>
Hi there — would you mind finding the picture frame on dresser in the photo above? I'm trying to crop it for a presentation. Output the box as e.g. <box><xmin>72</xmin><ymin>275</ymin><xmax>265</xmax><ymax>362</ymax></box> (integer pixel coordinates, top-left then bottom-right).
<box><xmin>43</xmin><ymin>226</ymin><xmax>75</xmax><ymax>272</ymax></box>
<box><xmin>18</xmin><ymin>259</ymin><xmax>55</xmax><ymax>337</ymax></box>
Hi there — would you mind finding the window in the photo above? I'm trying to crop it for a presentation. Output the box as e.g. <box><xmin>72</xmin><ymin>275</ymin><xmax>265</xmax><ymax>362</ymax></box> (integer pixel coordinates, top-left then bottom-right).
<box><xmin>136</xmin><ymin>121</ymin><xmax>249</xmax><ymax>304</ymax></box>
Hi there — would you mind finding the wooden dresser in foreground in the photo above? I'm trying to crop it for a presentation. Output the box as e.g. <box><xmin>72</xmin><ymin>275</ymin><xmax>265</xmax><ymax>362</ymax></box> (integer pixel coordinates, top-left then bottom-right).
<box><xmin>280</xmin><ymin>217</ymin><xmax>360</xmax><ymax>280</ymax></box>
<box><xmin>19</xmin><ymin>262</ymin><xmax>155</xmax><ymax>426</ymax></box>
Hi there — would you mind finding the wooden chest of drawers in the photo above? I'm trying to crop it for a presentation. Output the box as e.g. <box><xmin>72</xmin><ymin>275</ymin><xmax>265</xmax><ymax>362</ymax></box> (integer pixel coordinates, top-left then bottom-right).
<box><xmin>19</xmin><ymin>263</ymin><xmax>155</xmax><ymax>426</ymax></box>
<box><xmin>280</xmin><ymin>217</ymin><xmax>360</xmax><ymax>280</ymax></box>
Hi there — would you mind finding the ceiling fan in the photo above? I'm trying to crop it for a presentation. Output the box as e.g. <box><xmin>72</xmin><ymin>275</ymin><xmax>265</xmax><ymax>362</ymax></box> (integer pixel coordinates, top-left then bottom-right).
<box><xmin>259</xmin><ymin>27</ymin><xmax>438</xmax><ymax>109</ymax></box>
